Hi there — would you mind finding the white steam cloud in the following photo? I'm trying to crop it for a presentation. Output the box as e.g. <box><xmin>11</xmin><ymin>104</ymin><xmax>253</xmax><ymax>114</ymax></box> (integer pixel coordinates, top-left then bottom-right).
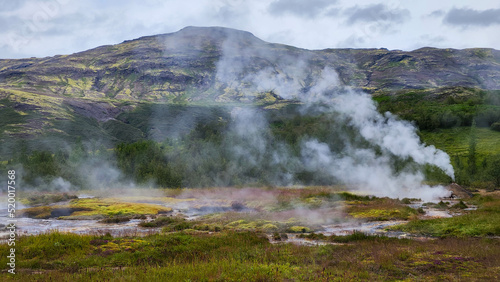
<box><xmin>215</xmin><ymin>31</ymin><xmax>454</xmax><ymax>201</ymax></box>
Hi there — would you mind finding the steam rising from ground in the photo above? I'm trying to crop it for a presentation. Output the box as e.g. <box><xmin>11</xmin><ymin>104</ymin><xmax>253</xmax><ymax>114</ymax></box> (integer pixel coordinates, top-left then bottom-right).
<box><xmin>8</xmin><ymin>141</ymin><xmax>137</xmax><ymax>192</ymax></box>
<box><xmin>4</xmin><ymin>30</ymin><xmax>455</xmax><ymax>203</ymax></box>
<box><xmin>215</xmin><ymin>31</ymin><xmax>454</xmax><ymax>201</ymax></box>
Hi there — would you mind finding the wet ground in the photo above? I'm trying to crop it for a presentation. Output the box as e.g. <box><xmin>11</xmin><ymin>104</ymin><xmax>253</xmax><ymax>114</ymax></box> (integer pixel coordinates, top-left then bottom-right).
<box><xmin>0</xmin><ymin>191</ymin><xmax>470</xmax><ymax>245</ymax></box>
<box><xmin>271</xmin><ymin>203</ymin><xmax>466</xmax><ymax>244</ymax></box>
<box><xmin>0</xmin><ymin>217</ymin><xmax>160</xmax><ymax>238</ymax></box>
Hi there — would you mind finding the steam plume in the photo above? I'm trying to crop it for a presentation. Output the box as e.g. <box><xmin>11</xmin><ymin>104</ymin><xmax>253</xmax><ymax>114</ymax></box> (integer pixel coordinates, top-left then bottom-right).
<box><xmin>215</xmin><ymin>31</ymin><xmax>454</xmax><ymax>201</ymax></box>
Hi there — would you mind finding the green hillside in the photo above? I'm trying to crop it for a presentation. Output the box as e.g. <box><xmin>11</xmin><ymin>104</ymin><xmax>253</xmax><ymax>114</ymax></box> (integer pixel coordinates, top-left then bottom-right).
<box><xmin>420</xmin><ymin>128</ymin><xmax>500</xmax><ymax>157</ymax></box>
<box><xmin>0</xmin><ymin>27</ymin><xmax>499</xmax><ymax>190</ymax></box>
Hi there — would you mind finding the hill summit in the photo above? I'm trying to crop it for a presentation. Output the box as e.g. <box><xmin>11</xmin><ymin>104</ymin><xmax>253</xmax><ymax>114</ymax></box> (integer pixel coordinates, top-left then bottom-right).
<box><xmin>0</xmin><ymin>26</ymin><xmax>499</xmax><ymax>144</ymax></box>
<box><xmin>0</xmin><ymin>26</ymin><xmax>499</xmax><ymax>104</ymax></box>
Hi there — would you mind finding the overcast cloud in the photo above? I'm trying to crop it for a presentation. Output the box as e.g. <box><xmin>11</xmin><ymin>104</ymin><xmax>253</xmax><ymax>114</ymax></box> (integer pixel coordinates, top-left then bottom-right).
<box><xmin>0</xmin><ymin>0</ymin><xmax>499</xmax><ymax>59</ymax></box>
<box><xmin>268</xmin><ymin>0</ymin><xmax>337</xmax><ymax>18</ymax></box>
<box><xmin>444</xmin><ymin>7</ymin><xmax>500</xmax><ymax>27</ymax></box>
<box><xmin>345</xmin><ymin>4</ymin><xmax>410</xmax><ymax>24</ymax></box>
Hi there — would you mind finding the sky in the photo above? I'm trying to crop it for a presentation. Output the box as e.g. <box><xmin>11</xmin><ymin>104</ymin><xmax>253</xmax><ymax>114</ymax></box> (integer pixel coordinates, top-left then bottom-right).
<box><xmin>0</xmin><ymin>0</ymin><xmax>499</xmax><ymax>59</ymax></box>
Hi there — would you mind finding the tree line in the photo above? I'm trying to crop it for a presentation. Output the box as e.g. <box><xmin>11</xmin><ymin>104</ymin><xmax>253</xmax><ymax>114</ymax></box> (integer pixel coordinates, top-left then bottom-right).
<box><xmin>3</xmin><ymin>97</ymin><xmax>500</xmax><ymax>190</ymax></box>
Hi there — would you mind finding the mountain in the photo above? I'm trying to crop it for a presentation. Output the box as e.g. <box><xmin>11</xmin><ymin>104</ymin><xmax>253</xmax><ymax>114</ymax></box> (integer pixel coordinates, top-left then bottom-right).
<box><xmin>1</xmin><ymin>26</ymin><xmax>499</xmax><ymax>100</ymax></box>
<box><xmin>1</xmin><ymin>26</ymin><xmax>500</xmax><ymax>147</ymax></box>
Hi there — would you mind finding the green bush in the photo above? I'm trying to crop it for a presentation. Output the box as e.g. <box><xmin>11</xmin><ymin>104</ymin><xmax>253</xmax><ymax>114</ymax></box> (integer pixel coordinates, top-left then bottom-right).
<box><xmin>491</xmin><ymin>122</ymin><xmax>500</xmax><ymax>132</ymax></box>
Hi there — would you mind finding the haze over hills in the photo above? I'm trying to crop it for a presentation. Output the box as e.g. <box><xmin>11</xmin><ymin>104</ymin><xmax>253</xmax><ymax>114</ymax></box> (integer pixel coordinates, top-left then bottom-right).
<box><xmin>0</xmin><ymin>26</ymin><xmax>499</xmax><ymax>146</ymax></box>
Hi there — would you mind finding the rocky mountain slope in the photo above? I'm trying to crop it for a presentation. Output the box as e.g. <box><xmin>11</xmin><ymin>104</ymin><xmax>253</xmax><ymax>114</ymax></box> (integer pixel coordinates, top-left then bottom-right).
<box><xmin>1</xmin><ymin>26</ymin><xmax>499</xmax><ymax>100</ymax></box>
<box><xmin>0</xmin><ymin>26</ymin><xmax>499</xmax><ymax>146</ymax></box>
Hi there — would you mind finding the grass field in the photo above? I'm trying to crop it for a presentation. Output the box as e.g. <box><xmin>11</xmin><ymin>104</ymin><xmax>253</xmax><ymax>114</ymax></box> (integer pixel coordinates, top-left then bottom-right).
<box><xmin>2</xmin><ymin>188</ymin><xmax>500</xmax><ymax>281</ymax></box>
<box><xmin>1</xmin><ymin>231</ymin><xmax>499</xmax><ymax>281</ymax></box>
<box><xmin>391</xmin><ymin>194</ymin><xmax>500</xmax><ymax>237</ymax></box>
<box><xmin>420</xmin><ymin>127</ymin><xmax>500</xmax><ymax>157</ymax></box>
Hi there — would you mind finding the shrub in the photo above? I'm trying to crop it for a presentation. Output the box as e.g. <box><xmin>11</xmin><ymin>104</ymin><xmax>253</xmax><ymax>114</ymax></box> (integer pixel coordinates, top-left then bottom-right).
<box><xmin>490</xmin><ymin>122</ymin><xmax>500</xmax><ymax>132</ymax></box>
<box><xmin>287</xmin><ymin>226</ymin><xmax>311</xmax><ymax>233</ymax></box>
<box><xmin>139</xmin><ymin>216</ymin><xmax>179</xmax><ymax>227</ymax></box>
<box><xmin>99</xmin><ymin>216</ymin><xmax>131</xmax><ymax>224</ymax></box>
<box><xmin>451</xmin><ymin>201</ymin><xmax>468</xmax><ymax>209</ymax></box>
<box><xmin>487</xmin><ymin>155</ymin><xmax>500</xmax><ymax>187</ymax></box>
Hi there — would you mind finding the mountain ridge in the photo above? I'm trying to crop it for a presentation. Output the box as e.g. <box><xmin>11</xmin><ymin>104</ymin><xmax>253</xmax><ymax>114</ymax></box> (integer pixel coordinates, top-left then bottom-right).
<box><xmin>1</xmin><ymin>26</ymin><xmax>500</xmax><ymax>144</ymax></box>
<box><xmin>0</xmin><ymin>26</ymin><xmax>499</xmax><ymax>102</ymax></box>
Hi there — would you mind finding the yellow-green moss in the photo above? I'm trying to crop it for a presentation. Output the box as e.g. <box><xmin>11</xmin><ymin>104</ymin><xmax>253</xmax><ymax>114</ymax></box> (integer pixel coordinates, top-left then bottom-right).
<box><xmin>66</xmin><ymin>198</ymin><xmax>172</xmax><ymax>218</ymax></box>
<box><xmin>93</xmin><ymin>238</ymin><xmax>149</xmax><ymax>254</ymax></box>
<box><xmin>348</xmin><ymin>207</ymin><xmax>417</xmax><ymax>221</ymax></box>
<box><xmin>261</xmin><ymin>224</ymin><xmax>278</xmax><ymax>231</ymax></box>
<box><xmin>351</xmin><ymin>209</ymin><xmax>402</xmax><ymax>219</ymax></box>
<box><xmin>20</xmin><ymin>198</ymin><xmax>172</xmax><ymax>219</ymax></box>
<box><xmin>287</xmin><ymin>226</ymin><xmax>311</xmax><ymax>233</ymax></box>
<box><xmin>226</xmin><ymin>219</ymin><xmax>282</xmax><ymax>232</ymax></box>
<box><xmin>19</xmin><ymin>206</ymin><xmax>54</xmax><ymax>219</ymax></box>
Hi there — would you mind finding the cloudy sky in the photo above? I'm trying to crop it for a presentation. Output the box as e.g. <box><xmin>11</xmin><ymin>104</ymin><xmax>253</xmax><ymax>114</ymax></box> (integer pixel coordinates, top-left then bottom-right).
<box><xmin>1</xmin><ymin>0</ymin><xmax>499</xmax><ymax>59</ymax></box>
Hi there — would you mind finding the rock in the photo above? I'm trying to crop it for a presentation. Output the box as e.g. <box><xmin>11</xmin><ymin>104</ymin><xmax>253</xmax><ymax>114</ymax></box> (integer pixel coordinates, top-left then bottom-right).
<box><xmin>446</xmin><ymin>183</ymin><xmax>474</xmax><ymax>199</ymax></box>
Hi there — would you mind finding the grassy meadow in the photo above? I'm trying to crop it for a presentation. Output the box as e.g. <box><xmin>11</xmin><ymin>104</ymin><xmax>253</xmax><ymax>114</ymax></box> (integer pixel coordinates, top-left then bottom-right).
<box><xmin>1</xmin><ymin>231</ymin><xmax>499</xmax><ymax>281</ymax></box>
<box><xmin>2</xmin><ymin>188</ymin><xmax>500</xmax><ymax>281</ymax></box>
